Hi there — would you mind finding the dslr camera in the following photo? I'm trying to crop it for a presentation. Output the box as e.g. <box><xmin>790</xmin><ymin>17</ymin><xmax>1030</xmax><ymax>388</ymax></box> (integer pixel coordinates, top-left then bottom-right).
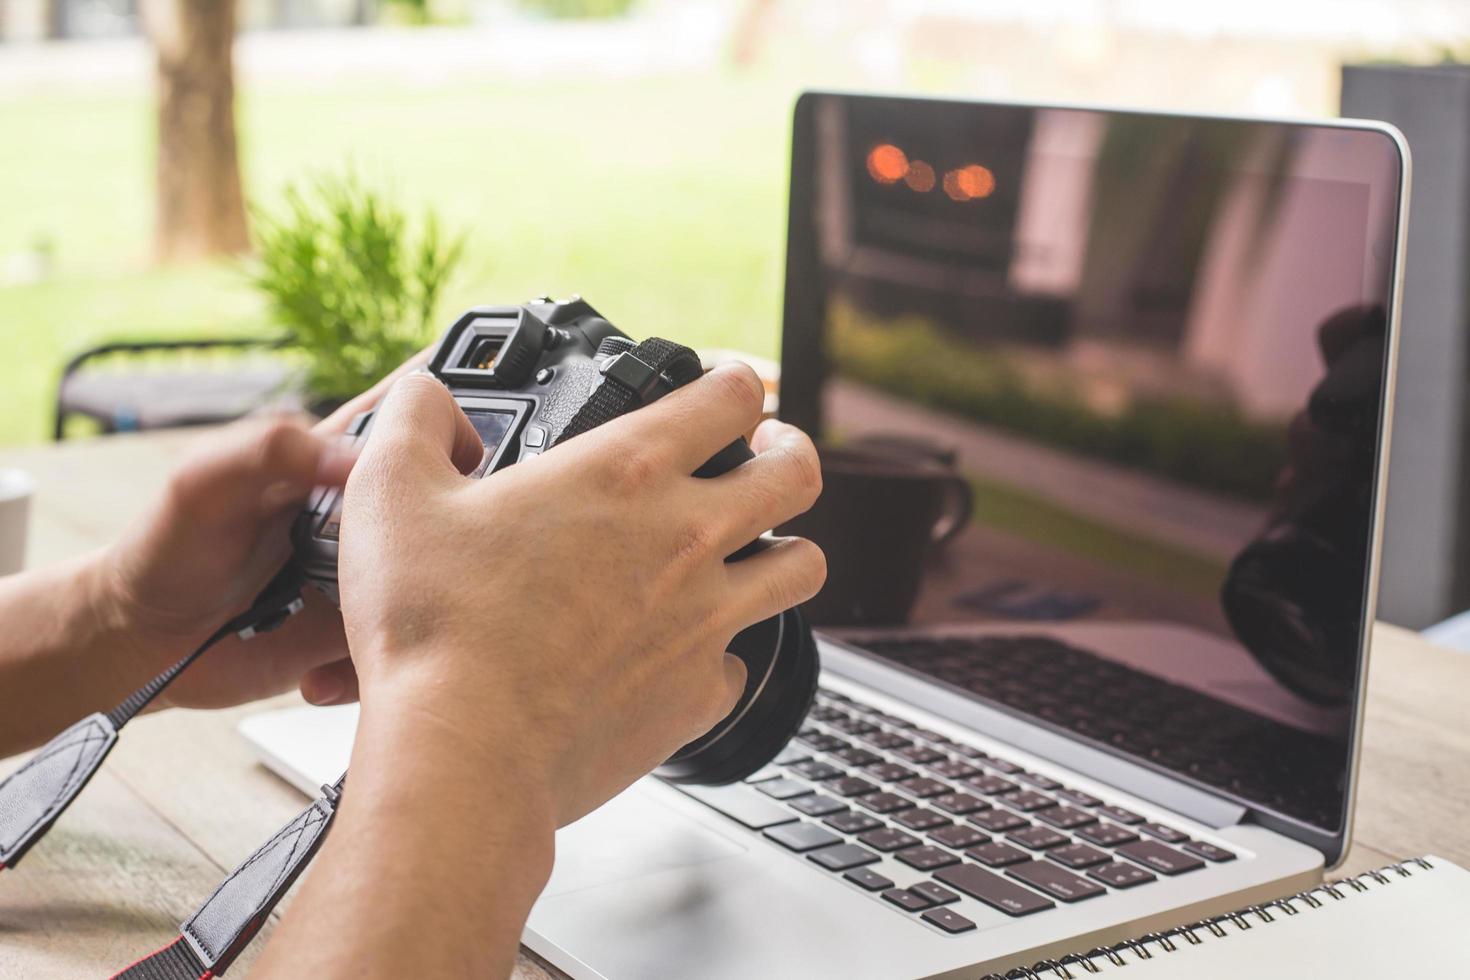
<box><xmin>293</xmin><ymin>297</ymin><xmax>819</xmax><ymax>784</ymax></box>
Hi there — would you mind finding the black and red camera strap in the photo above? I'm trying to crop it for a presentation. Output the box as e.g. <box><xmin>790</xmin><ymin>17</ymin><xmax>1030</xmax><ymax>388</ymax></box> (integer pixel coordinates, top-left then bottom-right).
<box><xmin>109</xmin><ymin>773</ymin><xmax>347</xmax><ymax>980</ymax></box>
<box><xmin>1</xmin><ymin>336</ymin><xmax>707</xmax><ymax>977</ymax></box>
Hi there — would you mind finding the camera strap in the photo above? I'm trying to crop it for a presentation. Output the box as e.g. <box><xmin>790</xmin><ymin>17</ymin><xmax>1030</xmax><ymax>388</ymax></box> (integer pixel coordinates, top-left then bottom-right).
<box><xmin>555</xmin><ymin>336</ymin><xmax>705</xmax><ymax>444</ymax></box>
<box><xmin>108</xmin><ymin>772</ymin><xmax>347</xmax><ymax>980</ymax></box>
<box><xmin>0</xmin><ymin>565</ymin><xmax>306</xmax><ymax>872</ymax></box>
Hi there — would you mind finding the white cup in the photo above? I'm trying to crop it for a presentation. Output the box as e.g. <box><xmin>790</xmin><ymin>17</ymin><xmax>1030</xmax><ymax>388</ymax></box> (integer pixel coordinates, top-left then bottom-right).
<box><xmin>0</xmin><ymin>468</ymin><xmax>35</xmax><ymax>576</ymax></box>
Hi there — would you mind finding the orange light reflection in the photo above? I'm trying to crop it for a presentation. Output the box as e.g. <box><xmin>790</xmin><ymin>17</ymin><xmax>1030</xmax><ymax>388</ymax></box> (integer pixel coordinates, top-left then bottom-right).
<box><xmin>867</xmin><ymin>143</ymin><xmax>909</xmax><ymax>184</ymax></box>
<box><xmin>904</xmin><ymin>159</ymin><xmax>936</xmax><ymax>193</ymax></box>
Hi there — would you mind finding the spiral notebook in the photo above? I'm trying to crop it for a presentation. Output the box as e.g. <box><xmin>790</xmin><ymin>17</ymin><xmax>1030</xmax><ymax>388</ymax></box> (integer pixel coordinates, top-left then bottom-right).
<box><xmin>988</xmin><ymin>856</ymin><xmax>1470</xmax><ymax>978</ymax></box>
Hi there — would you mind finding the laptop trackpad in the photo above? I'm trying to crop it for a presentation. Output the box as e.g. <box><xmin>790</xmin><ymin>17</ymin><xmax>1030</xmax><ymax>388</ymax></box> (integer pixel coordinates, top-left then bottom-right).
<box><xmin>541</xmin><ymin>784</ymin><xmax>746</xmax><ymax>899</ymax></box>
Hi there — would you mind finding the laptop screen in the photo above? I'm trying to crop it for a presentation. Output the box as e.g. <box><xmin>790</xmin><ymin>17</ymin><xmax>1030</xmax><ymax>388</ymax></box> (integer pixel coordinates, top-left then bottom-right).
<box><xmin>779</xmin><ymin>93</ymin><xmax>1404</xmax><ymax>844</ymax></box>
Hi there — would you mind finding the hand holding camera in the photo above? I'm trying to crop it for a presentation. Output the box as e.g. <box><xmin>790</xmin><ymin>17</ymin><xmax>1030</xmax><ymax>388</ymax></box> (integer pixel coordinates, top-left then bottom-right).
<box><xmin>340</xmin><ymin>362</ymin><xmax>825</xmax><ymax>827</ymax></box>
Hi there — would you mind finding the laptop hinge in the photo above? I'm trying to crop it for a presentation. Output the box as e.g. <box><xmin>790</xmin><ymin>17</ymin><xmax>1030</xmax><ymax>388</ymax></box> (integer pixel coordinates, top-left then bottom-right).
<box><xmin>821</xmin><ymin>640</ymin><xmax>1250</xmax><ymax>830</ymax></box>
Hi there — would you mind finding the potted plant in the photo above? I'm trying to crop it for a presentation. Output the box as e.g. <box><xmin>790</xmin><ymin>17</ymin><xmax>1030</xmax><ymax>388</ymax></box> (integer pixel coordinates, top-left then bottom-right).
<box><xmin>250</xmin><ymin>173</ymin><xmax>465</xmax><ymax>415</ymax></box>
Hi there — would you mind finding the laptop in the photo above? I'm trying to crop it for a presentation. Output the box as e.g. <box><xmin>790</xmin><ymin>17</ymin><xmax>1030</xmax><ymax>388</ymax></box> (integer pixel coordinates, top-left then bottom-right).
<box><xmin>240</xmin><ymin>93</ymin><xmax>1408</xmax><ymax>978</ymax></box>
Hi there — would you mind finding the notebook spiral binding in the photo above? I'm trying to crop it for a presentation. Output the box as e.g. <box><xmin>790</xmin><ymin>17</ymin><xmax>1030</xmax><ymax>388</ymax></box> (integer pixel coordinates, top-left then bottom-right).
<box><xmin>981</xmin><ymin>857</ymin><xmax>1435</xmax><ymax>980</ymax></box>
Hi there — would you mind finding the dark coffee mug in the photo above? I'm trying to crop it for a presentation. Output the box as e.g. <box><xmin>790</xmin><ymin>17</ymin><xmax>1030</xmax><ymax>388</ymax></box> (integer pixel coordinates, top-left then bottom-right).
<box><xmin>779</xmin><ymin>441</ymin><xmax>973</xmax><ymax>627</ymax></box>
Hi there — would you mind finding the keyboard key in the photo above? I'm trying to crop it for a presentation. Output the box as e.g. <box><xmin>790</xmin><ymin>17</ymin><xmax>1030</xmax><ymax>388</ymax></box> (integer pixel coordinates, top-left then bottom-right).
<box><xmin>921</xmin><ymin>907</ymin><xmax>977</xmax><ymax>933</ymax></box>
<box><xmin>859</xmin><ymin>827</ymin><xmax>922</xmax><ymax>852</ymax></box>
<box><xmin>965</xmin><ymin>774</ymin><xmax>1019</xmax><ymax>795</ymax></box>
<box><xmin>934</xmin><ymin>863</ymin><xmax>1056</xmax><ymax>916</ymax></box>
<box><xmin>764</xmin><ymin>822</ymin><xmax>842</xmax><ymax>853</ymax></box>
<box><xmin>824</xmin><ymin>810</ymin><xmax>883</xmax><ymax>834</ymax></box>
<box><xmin>1046</xmin><ymin>842</ymin><xmax>1111</xmax><ymax>869</ymax></box>
<box><xmin>1035</xmin><ymin>806</ymin><xmax>1098</xmax><ymax>830</ymax></box>
<box><xmin>789</xmin><ymin>794</ymin><xmax>847</xmax><ymax>818</ymax></box>
<box><xmin>1007</xmin><ymin>825</ymin><xmax>1070</xmax><ymax>850</ymax></box>
<box><xmin>833</xmin><ymin>747</ymin><xmax>882</xmax><ymax>767</ymax></box>
<box><xmin>828</xmin><ymin>716</ymin><xmax>877</xmax><ymax>736</ymax></box>
<box><xmin>1076</xmin><ymin>822</ymin><xmax>1139</xmax><ymax>848</ymax></box>
<box><xmin>796</xmin><ymin>731</ymin><xmax>847</xmax><ymax>752</ymax></box>
<box><xmin>896</xmin><ymin>845</ymin><xmax>961</xmax><ymax>871</ymax></box>
<box><xmin>756</xmin><ymin>778</ymin><xmax>814</xmax><ymax>801</ymax></box>
<box><xmin>833</xmin><ymin>777</ymin><xmax>879</xmax><ymax>798</ymax></box>
<box><xmin>932</xmin><ymin>792</ymin><xmax>989</xmax><ymax>816</ymax></box>
<box><xmin>1088</xmin><ymin>861</ymin><xmax>1157</xmax><ymax>889</ymax></box>
<box><xmin>927</xmin><ymin>759</ymin><xmax>981</xmax><ymax>780</ymax></box>
<box><xmin>861</xmin><ymin>731</ymin><xmax>912</xmax><ymax>750</ymax></box>
<box><xmin>909</xmin><ymin>726</ymin><xmax>950</xmax><ymax>743</ymax></box>
<box><xmin>808</xmin><ymin>843</ymin><xmax>881</xmax><ymax>871</ymax></box>
<box><xmin>743</xmin><ymin>765</ymin><xmax>782</xmax><ymax>783</ymax></box>
<box><xmin>843</xmin><ymin>867</ymin><xmax>894</xmax><ymax>891</ymax></box>
<box><xmin>930</xmin><ymin>824</ymin><xmax>987</xmax><ymax>850</ymax></box>
<box><xmin>912</xmin><ymin>881</ymin><xmax>961</xmax><ymax>906</ymax></box>
<box><xmin>677</xmin><ymin>783</ymin><xmax>799</xmax><ymax>830</ymax></box>
<box><xmin>857</xmin><ymin>792</ymin><xmax>914</xmax><ymax>815</ymax></box>
<box><xmin>895</xmin><ymin>745</ymin><xmax>946</xmax><ymax>764</ymax></box>
<box><xmin>998</xmin><ymin>790</ymin><xmax>1058</xmax><ymax>812</ymax></box>
<box><xmin>1139</xmin><ymin>822</ymin><xmax>1189</xmax><ymax>844</ymax></box>
<box><xmin>774</xmin><ymin>745</ymin><xmax>812</xmax><ymax>766</ymax></box>
<box><xmin>1055</xmin><ymin>788</ymin><xmax>1103</xmax><ymax>807</ymax></box>
<box><xmin>1181</xmin><ymin>840</ymin><xmax>1237</xmax><ymax>863</ymax></box>
<box><xmin>984</xmin><ymin>757</ymin><xmax>1024</xmax><ymax>774</ymax></box>
<box><xmin>1007</xmin><ymin>860</ymin><xmax>1107</xmax><ymax>902</ymax></box>
<box><xmin>966</xmin><ymin>841</ymin><xmax>1031</xmax><ymax>867</ymax></box>
<box><xmin>896</xmin><ymin>777</ymin><xmax>950</xmax><ymax>799</ymax></box>
<box><xmin>952</xmin><ymin>744</ymin><xmax>989</xmax><ymax>759</ymax></box>
<box><xmin>970</xmin><ymin>809</ymin><xmax>1029</xmax><ymax>833</ymax></box>
<box><xmin>894</xmin><ymin>808</ymin><xmax>951</xmax><ymax>832</ymax></box>
<box><xmin>1116</xmin><ymin>840</ymin><xmax>1206</xmax><ymax>875</ymax></box>
<box><xmin>881</xmin><ymin>887</ymin><xmax>933</xmax><ymax>912</ymax></box>
<box><xmin>866</xmin><ymin>762</ymin><xmax>916</xmax><ymax>782</ymax></box>
<box><xmin>809</xmin><ymin>705</ymin><xmax>847</xmax><ymax>722</ymax></box>
<box><xmin>1096</xmin><ymin>805</ymin><xmax>1144</xmax><ymax>825</ymax></box>
<box><xmin>1016</xmin><ymin>772</ymin><xmax>1062</xmax><ymax>790</ymax></box>
<box><xmin>789</xmin><ymin>760</ymin><xmax>844</xmax><ymax>781</ymax></box>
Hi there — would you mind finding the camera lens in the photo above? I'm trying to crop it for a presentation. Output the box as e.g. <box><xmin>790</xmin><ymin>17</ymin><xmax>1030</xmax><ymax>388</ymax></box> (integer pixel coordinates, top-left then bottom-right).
<box><xmin>655</xmin><ymin>603</ymin><xmax>819</xmax><ymax>785</ymax></box>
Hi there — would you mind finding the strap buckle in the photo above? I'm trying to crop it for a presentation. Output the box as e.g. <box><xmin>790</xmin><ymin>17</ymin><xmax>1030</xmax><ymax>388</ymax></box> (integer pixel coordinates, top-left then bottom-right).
<box><xmin>599</xmin><ymin>351</ymin><xmax>672</xmax><ymax>404</ymax></box>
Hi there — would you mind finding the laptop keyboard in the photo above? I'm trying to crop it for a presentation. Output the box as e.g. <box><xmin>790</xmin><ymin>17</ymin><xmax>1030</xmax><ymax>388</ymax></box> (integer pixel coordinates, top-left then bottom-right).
<box><xmin>861</xmin><ymin>634</ymin><xmax>1343</xmax><ymax>827</ymax></box>
<box><xmin>674</xmin><ymin>686</ymin><xmax>1238</xmax><ymax>936</ymax></box>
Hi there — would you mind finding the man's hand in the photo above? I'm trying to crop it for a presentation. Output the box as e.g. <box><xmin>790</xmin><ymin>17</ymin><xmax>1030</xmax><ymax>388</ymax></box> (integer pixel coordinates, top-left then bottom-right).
<box><xmin>340</xmin><ymin>363</ymin><xmax>826</xmax><ymax>825</ymax></box>
<box><xmin>255</xmin><ymin>362</ymin><xmax>824</xmax><ymax>980</ymax></box>
<box><xmin>95</xmin><ymin>352</ymin><xmax>431</xmax><ymax>712</ymax></box>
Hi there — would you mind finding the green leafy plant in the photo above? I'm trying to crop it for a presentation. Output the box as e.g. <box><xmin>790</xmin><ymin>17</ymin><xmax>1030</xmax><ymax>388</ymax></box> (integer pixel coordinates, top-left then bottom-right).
<box><xmin>251</xmin><ymin>174</ymin><xmax>465</xmax><ymax>406</ymax></box>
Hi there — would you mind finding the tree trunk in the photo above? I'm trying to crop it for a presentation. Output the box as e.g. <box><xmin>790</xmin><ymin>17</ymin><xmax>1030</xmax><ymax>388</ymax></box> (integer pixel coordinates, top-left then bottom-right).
<box><xmin>141</xmin><ymin>0</ymin><xmax>249</xmax><ymax>262</ymax></box>
<box><xmin>42</xmin><ymin>0</ymin><xmax>67</xmax><ymax>39</ymax></box>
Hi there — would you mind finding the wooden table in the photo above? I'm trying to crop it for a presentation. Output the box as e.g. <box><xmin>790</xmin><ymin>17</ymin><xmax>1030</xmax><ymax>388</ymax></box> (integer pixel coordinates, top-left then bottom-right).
<box><xmin>2</xmin><ymin>429</ymin><xmax>1468</xmax><ymax>977</ymax></box>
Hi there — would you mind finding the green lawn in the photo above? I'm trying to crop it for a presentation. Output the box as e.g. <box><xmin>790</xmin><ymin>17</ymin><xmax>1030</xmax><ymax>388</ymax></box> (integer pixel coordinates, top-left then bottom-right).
<box><xmin>0</xmin><ymin>72</ymin><xmax>797</xmax><ymax>444</ymax></box>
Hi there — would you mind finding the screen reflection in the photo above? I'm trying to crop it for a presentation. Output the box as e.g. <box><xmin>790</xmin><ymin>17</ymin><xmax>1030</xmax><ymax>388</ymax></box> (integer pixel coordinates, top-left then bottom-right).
<box><xmin>780</xmin><ymin>95</ymin><xmax>1402</xmax><ymax>833</ymax></box>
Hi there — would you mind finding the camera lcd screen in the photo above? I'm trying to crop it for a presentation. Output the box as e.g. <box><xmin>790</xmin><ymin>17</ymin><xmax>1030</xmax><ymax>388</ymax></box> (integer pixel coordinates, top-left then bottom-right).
<box><xmin>780</xmin><ymin>93</ymin><xmax>1404</xmax><ymax>850</ymax></box>
<box><xmin>465</xmin><ymin>409</ymin><xmax>516</xmax><ymax>452</ymax></box>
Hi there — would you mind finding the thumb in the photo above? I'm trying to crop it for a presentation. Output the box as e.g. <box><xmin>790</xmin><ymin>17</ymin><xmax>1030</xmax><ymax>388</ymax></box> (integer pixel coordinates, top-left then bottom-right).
<box><xmin>357</xmin><ymin>372</ymin><xmax>485</xmax><ymax>485</ymax></box>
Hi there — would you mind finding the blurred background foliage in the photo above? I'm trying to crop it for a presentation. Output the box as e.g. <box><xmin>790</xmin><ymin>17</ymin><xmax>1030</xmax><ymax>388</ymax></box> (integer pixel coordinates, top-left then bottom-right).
<box><xmin>1</xmin><ymin>0</ymin><xmax>1466</xmax><ymax>444</ymax></box>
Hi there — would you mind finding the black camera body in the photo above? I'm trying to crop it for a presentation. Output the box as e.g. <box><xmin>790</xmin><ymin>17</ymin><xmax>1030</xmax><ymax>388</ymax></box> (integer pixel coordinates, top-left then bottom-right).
<box><xmin>293</xmin><ymin>297</ymin><xmax>818</xmax><ymax>784</ymax></box>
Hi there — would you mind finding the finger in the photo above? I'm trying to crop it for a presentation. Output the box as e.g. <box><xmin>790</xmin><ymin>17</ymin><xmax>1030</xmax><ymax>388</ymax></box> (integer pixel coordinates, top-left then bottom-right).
<box><xmin>355</xmin><ymin>372</ymin><xmax>485</xmax><ymax>484</ymax></box>
<box><xmin>749</xmin><ymin>416</ymin><xmax>795</xmax><ymax>454</ymax></box>
<box><xmin>720</xmin><ymin>535</ymin><xmax>827</xmax><ymax>629</ymax></box>
<box><xmin>701</xmin><ymin>420</ymin><xmax>821</xmax><ymax>554</ymax></box>
<box><xmin>172</xmin><ymin>419</ymin><xmax>343</xmax><ymax>523</ymax></box>
<box><xmin>577</xmin><ymin>363</ymin><xmax>767</xmax><ymax>476</ymax></box>
<box><xmin>300</xmin><ymin>657</ymin><xmax>361</xmax><ymax>706</ymax></box>
<box><xmin>315</xmin><ymin>344</ymin><xmax>435</xmax><ymax>437</ymax></box>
